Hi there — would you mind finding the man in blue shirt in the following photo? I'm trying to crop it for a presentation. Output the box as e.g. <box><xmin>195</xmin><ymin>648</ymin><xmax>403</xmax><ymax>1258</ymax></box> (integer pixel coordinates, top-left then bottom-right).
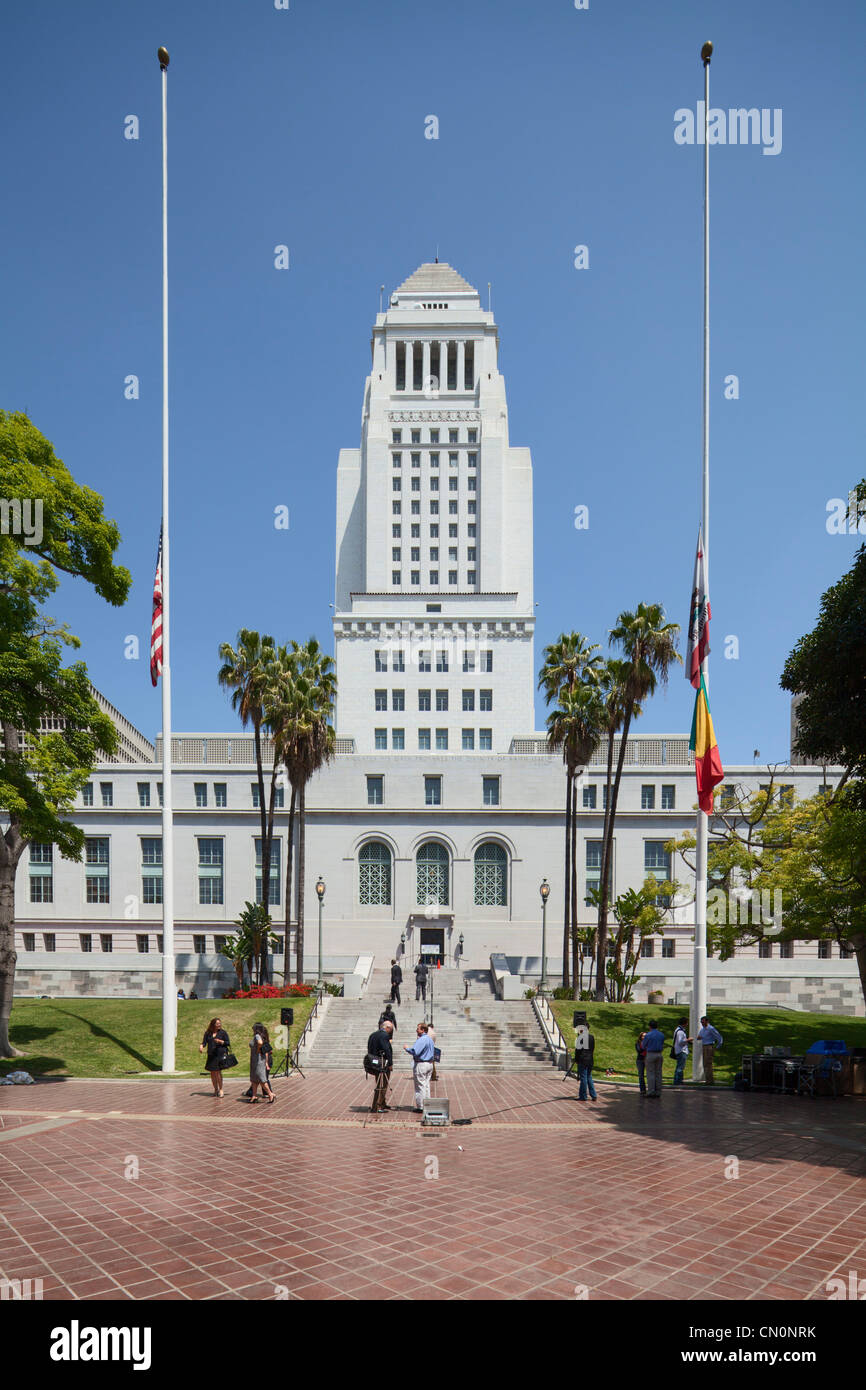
<box><xmin>643</xmin><ymin>1019</ymin><xmax>665</xmax><ymax>1098</ymax></box>
<box><xmin>697</xmin><ymin>1016</ymin><xmax>723</xmax><ymax>1084</ymax></box>
<box><xmin>405</xmin><ymin>1022</ymin><xmax>435</xmax><ymax>1113</ymax></box>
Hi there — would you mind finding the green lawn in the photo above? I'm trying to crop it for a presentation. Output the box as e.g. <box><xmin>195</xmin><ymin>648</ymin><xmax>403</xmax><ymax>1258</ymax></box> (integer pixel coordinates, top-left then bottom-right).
<box><xmin>1</xmin><ymin>996</ymin><xmax>317</xmax><ymax>1078</ymax></box>
<box><xmin>549</xmin><ymin>1001</ymin><xmax>866</xmax><ymax>1087</ymax></box>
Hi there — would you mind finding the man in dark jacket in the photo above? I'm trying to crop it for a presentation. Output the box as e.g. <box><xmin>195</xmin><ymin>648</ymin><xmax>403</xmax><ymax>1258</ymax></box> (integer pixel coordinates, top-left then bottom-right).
<box><xmin>576</xmin><ymin>1029</ymin><xmax>597</xmax><ymax>1102</ymax></box>
<box><xmin>414</xmin><ymin>960</ymin><xmax>428</xmax><ymax>1002</ymax></box>
<box><xmin>367</xmin><ymin>1019</ymin><xmax>394</xmax><ymax>1112</ymax></box>
<box><xmin>378</xmin><ymin>1003</ymin><xmax>398</xmax><ymax>1034</ymax></box>
<box><xmin>390</xmin><ymin>959</ymin><xmax>403</xmax><ymax>1005</ymax></box>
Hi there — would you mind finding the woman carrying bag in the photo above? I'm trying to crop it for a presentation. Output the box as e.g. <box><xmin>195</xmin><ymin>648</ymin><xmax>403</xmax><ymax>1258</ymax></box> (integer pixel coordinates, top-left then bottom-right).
<box><xmin>200</xmin><ymin>1016</ymin><xmax>235</xmax><ymax>1097</ymax></box>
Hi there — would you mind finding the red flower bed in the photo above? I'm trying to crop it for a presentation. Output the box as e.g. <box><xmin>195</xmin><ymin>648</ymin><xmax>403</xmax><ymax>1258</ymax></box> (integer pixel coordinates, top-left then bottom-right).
<box><xmin>222</xmin><ymin>983</ymin><xmax>315</xmax><ymax>1000</ymax></box>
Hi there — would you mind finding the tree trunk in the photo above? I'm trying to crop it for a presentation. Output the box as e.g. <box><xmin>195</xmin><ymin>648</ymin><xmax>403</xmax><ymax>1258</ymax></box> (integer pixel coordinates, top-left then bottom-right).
<box><xmin>0</xmin><ymin>845</ymin><xmax>24</xmax><ymax>1059</ymax></box>
<box><xmin>562</xmin><ymin>767</ymin><xmax>572</xmax><ymax>990</ymax></box>
<box><xmin>295</xmin><ymin>782</ymin><xmax>306</xmax><ymax>985</ymax></box>
<box><xmin>596</xmin><ymin>708</ymin><xmax>633</xmax><ymax>998</ymax></box>
<box><xmin>571</xmin><ymin>776</ymin><xmax>580</xmax><ymax>997</ymax></box>
<box><xmin>283</xmin><ymin>780</ymin><xmax>297</xmax><ymax>982</ymax></box>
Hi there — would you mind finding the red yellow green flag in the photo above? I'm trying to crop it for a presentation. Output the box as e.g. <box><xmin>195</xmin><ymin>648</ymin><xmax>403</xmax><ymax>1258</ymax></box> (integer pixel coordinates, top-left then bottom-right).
<box><xmin>689</xmin><ymin>674</ymin><xmax>724</xmax><ymax>813</ymax></box>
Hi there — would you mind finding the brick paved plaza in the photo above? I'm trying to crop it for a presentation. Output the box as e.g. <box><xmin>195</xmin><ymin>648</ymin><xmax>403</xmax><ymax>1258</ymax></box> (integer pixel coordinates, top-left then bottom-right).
<box><xmin>1</xmin><ymin>1072</ymin><xmax>865</xmax><ymax>1303</ymax></box>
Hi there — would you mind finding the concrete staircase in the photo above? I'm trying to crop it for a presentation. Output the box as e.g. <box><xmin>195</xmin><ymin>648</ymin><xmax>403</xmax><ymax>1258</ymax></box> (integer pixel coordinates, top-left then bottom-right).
<box><xmin>304</xmin><ymin>963</ymin><xmax>555</xmax><ymax>1072</ymax></box>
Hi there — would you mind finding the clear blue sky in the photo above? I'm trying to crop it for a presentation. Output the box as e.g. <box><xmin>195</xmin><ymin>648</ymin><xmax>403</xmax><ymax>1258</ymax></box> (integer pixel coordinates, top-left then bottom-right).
<box><xmin>3</xmin><ymin>0</ymin><xmax>863</xmax><ymax>764</ymax></box>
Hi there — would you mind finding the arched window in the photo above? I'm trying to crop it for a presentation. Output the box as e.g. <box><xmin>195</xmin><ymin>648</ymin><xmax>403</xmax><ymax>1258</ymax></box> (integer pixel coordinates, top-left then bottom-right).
<box><xmin>474</xmin><ymin>841</ymin><xmax>508</xmax><ymax>906</ymax></box>
<box><xmin>416</xmin><ymin>841</ymin><xmax>449</xmax><ymax>906</ymax></box>
<box><xmin>359</xmin><ymin>841</ymin><xmax>392</xmax><ymax>906</ymax></box>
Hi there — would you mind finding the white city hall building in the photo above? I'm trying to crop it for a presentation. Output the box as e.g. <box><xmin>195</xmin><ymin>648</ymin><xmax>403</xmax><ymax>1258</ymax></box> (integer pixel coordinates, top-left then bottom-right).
<box><xmin>11</xmin><ymin>264</ymin><xmax>861</xmax><ymax>1014</ymax></box>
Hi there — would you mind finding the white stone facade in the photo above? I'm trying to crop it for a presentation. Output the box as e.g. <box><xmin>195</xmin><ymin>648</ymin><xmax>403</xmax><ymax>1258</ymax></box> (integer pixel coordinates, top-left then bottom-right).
<box><xmin>9</xmin><ymin>263</ymin><xmax>861</xmax><ymax>1013</ymax></box>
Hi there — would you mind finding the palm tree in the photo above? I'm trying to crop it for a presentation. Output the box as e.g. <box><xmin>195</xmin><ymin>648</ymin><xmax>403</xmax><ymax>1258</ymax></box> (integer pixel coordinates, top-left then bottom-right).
<box><xmin>539</xmin><ymin>634</ymin><xmax>604</xmax><ymax>987</ymax></box>
<box><xmin>268</xmin><ymin>639</ymin><xmax>336</xmax><ymax>983</ymax></box>
<box><xmin>594</xmin><ymin>605</ymin><xmax>681</xmax><ymax>999</ymax></box>
<box><xmin>218</xmin><ymin>630</ymin><xmax>279</xmax><ymax>909</ymax></box>
<box><xmin>545</xmin><ymin>681</ymin><xmax>606</xmax><ymax>993</ymax></box>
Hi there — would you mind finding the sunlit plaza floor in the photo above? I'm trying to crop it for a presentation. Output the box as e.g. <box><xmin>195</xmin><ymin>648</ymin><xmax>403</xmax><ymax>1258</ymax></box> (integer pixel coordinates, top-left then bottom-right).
<box><xmin>1</xmin><ymin>1072</ymin><xmax>865</xmax><ymax>1301</ymax></box>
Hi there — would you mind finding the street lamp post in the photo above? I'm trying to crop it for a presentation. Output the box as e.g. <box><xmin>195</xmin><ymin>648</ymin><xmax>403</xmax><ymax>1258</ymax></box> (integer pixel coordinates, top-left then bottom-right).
<box><xmin>539</xmin><ymin>879</ymin><xmax>550</xmax><ymax>996</ymax></box>
<box><xmin>315</xmin><ymin>877</ymin><xmax>325</xmax><ymax>989</ymax></box>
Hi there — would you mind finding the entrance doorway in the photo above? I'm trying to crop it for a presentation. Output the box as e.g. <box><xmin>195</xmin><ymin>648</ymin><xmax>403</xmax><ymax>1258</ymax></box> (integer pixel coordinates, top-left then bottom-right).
<box><xmin>419</xmin><ymin>926</ymin><xmax>445</xmax><ymax>967</ymax></box>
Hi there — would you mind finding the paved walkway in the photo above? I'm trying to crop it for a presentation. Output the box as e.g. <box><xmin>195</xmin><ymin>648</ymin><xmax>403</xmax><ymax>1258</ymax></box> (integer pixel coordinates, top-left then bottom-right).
<box><xmin>1</xmin><ymin>1074</ymin><xmax>864</xmax><ymax>1300</ymax></box>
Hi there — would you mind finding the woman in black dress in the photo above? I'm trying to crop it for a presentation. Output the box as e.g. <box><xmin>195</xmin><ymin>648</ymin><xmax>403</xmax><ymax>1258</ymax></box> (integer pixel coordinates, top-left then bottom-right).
<box><xmin>199</xmin><ymin>1016</ymin><xmax>230</xmax><ymax>1097</ymax></box>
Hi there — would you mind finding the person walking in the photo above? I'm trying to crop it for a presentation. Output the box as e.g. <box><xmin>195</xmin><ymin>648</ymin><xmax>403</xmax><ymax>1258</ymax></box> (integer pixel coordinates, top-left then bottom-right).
<box><xmin>643</xmin><ymin>1019</ymin><xmax>665</xmax><ymax>1099</ymax></box>
<box><xmin>635</xmin><ymin>1029</ymin><xmax>648</xmax><ymax>1095</ymax></box>
<box><xmin>697</xmin><ymin>1016</ymin><xmax>723</xmax><ymax>1084</ymax></box>
<box><xmin>248</xmin><ymin>1022</ymin><xmax>276</xmax><ymax>1104</ymax></box>
<box><xmin>367</xmin><ymin>1017</ymin><xmax>394</xmax><ymax>1112</ymax></box>
<box><xmin>576</xmin><ymin>1028</ymin><xmax>597</xmax><ymax>1103</ymax></box>
<box><xmin>390</xmin><ymin>959</ymin><xmax>403</xmax><ymax>1005</ymax></box>
<box><xmin>672</xmin><ymin>1018</ymin><xmax>693</xmax><ymax>1085</ymax></box>
<box><xmin>199</xmin><ymin>1016</ymin><xmax>231</xmax><ymax>1098</ymax></box>
<box><xmin>378</xmin><ymin>1002</ymin><xmax>398</xmax><ymax>1035</ymax></box>
<box><xmin>405</xmin><ymin>1022</ymin><xmax>435</xmax><ymax>1113</ymax></box>
<box><xmin>414</xmin><ymin>960</ymin><xmax>428</xmax><ymax>1003</ymax></box>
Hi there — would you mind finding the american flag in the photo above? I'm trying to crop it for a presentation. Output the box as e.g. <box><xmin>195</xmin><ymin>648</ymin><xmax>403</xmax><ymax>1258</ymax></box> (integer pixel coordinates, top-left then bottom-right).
<box><xmin>150</xmin><ymin>526</ymin><xmax>163</xmax><ymax>687</ymax></box>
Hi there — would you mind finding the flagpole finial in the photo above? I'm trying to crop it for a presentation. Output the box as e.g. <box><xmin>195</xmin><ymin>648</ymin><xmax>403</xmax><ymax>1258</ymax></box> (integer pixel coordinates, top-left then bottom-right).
<box><xmin>158</xmin><ymin>46</ymin><xmax>170</xmax><ymax>71</ymax></box>
<box><xmin>701</xmin><ymin>41</ymin><xmax>713</xmax><ymax>66</ymax></box>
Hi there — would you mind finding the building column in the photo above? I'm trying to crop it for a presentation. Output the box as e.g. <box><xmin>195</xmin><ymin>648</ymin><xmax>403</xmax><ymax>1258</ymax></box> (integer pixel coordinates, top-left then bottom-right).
<box><xmin>404</xmin><ymin>341</ymin><xmax>414</xmax><ymax>391</ymax></box>
<box><xmin>456</xmin><ymin>340</ymin><xmax>465</xmax><ymax>392</ymax></box>
<box><xmin>439</xmin><ymin>340</ymin><xmax>450</xmax><ymax>392</ymax></box>
<box><xmin>422</xmin><ymin>340</ymin><xmax>431</xmax><ymax>391</ymax></box>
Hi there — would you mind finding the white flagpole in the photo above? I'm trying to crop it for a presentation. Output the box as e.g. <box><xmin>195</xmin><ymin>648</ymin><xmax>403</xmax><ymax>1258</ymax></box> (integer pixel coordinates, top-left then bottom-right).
<box><xmin>691</xmin><ymin>41</ymin><xmax>713</xmax><ymax>1082</ymax></box>
<box><xmin>158</xmin><ymin>46</ymin><xmax>176</xmax><ymax>1072</ymax></box>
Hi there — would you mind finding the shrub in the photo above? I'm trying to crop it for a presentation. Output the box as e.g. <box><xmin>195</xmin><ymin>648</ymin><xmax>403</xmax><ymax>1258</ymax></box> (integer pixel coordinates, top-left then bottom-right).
<box><xmin>222</xmin><ymin>983</ymin><xmax>315</xmax><ymax>1000</ymax></box>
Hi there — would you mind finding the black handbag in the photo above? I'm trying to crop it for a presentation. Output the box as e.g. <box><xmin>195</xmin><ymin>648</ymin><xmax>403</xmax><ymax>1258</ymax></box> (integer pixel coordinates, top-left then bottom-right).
<box><xmin>221</xmin><ymin>1050</ymin><xmax>238</xmax><ymax>1069</ymax></box>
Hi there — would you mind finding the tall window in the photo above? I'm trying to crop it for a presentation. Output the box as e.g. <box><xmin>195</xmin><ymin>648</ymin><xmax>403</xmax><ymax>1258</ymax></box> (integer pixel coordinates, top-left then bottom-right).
<box><xmin>435</xmin><ymin>729</ymin><xmax>448</xmax><ymax>750</ymax></box>
<box><xmin>195</xmin><ymin>783</ymin><xmax>207</xmax><ymax>808</ymax></box>
<box><xmin>82</xmin><ymin>782</ymin><xmax>94</xmax><ymax>806</ymax></box>
<box><xmin>463</xmin><ymin>651</ymin><xmax>476</xmax><ymax>672</ymax></box>
<box><xmin>359</xmin><ymin>841</ymin><xmax>392</xmax><ymax>906</ymax></box>
<box><xmin>462</xmin><ymin>690</ymin><xmax>475</xmax><ymax>711</ymax></box>
<box><xmin>417</xmin><ymin>841</ymin><xmax>449</xmax><ymax>905</ymax></box>
<box><xmin>482</xmin><ymin>777</ymin><xmax>500</xmax><ymax>806</ymax></box>
<box><xmin>418</xmin><ymin>690</ymin><xmax>431</xmax><ymax>711</ymax></box>
<box><xmin>138</xmin><ymin>782</ymin><xmax>151</xmax><ymax>807</ymax></box>
<box><xmin>479</xmin><ymin>729</ymin><xmax>492</xmax><ymax>750</ymax></box>
<box><xmin>29</xmin><ymin>843</ymin><xmax>53</xmax><ymax>903</ymax></box>
<box><xmin>367</xmin><ymin>775</ymin><xmax>384</xmax><ymax>806</ymax></box>
<box><xmin>662</xmin><ymin>938</ymin><xmax>675</xmax><ymax>958</ymax></box>
<box><xmin>392</xmin><ymin>690</ymin><xmax>405</xmax><ymax>711</ymax></box>
<box><xmin>375</xmin><ymin>690</ymin><xmax>387</xmax><ymax>711</ymax></box>
<box><xmin>644</xmin><ymin>841</ymin><xmax>672</xmax><ymax>906</ymax></box>
<box><xmin>583</xmin><ymin>785</ymin><xmax>597</xmax><ymax>809</ymax></box>
<box><xmin>214</xmin><ymin>783</ymin><xmax>227</xmax><ymax>808</ymax></box>
<box><xmin>585</xmin><ymin>840</ymin><xmax>612</xmax><ymax>905</ymax></box>
<box><xmin>474</xmin><ymin>842</ymin><xmax>507</xmax><ymax>906</ymax></box>
<box><xmin>424</xmin><ymin>776</ymin><xmax>442</xmax><ymax>806</ymax></box>
<box><xmin>641</xmin><ymin>785</ymin><xmax>656</xmax><ymax>810</ymax></box>
<box><xmin>462</xmin><ymin>729</ymin><xmax>474</xmax><ymax>750</ymax></box>
<box><xmin>661</xmin><ymin>785</ymin><xmax>675</xmax><ymax>809</ymax></box>
<box><xmin>481</xmin><ymin>650</ymin><xmax>493</xmax><ymax>672</ymax></box>
<box><xmin>255</xmin><ymin>838</ymin><xmax>281</xmax><ymax>906</ymax></box>
<box><xmin>435</xmin><ymin>649</ymin><xmax>449</xmax><ymax>672</ymax></box>
<box><xmin>251</xmin><ymin>783</ymin><xmax>284</xmax><ymax>809</ymax></box>
<box><xmin>436</xmin><ymin>690</ymin><xmax>448</xmax><ymax>711</ymax></box>
<box><xmin>85</xmin><ymin>838</ymin><xmax>110</xmax><ymax>903</ymax></box>
<box><xmin>418</xmin><ymin>728</ymin><xmax>431</xmax><ymax>750</ymax></box>
<box><xmin>198</xmin><ymin>838</ymin><xmax>224</xmax><ymax>906</ymax></box>
<box><xmin>100</xmin><ymin>782</ymin><xmax>113</xmax><ymax>807</ymax></box>
<box><xmin>375</xmin><ymin>728</ymin><xmax>387</xmax><ymax>750</ymax></box>
<box><xmin>392</xmin><ymin>729</ymin><xmax>405</xmax><ymax>750</ymax></box>
<box><xmin>480</xmin><ymin>689</ymin><xmax>492</xmax><ymax>711</ymax></box>
<box><xmin>141</xmin><ymin>837</ymin><xmax>163</xmax><ymax>905</ymax></box>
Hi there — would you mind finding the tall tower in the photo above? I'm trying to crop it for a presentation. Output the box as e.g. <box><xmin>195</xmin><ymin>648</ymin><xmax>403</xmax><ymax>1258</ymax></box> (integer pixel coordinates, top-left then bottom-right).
<box><xmin>334</xmin><ymin>263</ymin><xmax>535</xmax><ymax>753</ymax></box>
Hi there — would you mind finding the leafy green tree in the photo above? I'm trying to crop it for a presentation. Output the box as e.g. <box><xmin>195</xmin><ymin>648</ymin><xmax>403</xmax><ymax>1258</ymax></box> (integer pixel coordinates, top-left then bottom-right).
<box><xmin>223</xmin><ymin>901</ymin><xmax>279</xmax><ymax>988</ymax></box>
<box><xmin>782</xmin><ymin>488</ymin><xmax>866</xmax><ymax>785</ymax></box>
<box><xmin>595</xmin><ymin>605</ymin><xmax>681</xmax><ymax>999</ymax></box>
<box><xmin>0</xmin><ymin>412</ymin><xmax>130</xmax><ymax>1056</ymax></box>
